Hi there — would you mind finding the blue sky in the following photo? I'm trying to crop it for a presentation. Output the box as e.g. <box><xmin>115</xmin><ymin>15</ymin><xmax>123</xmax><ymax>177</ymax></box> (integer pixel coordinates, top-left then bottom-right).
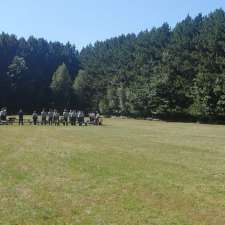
<box><xmin>1</xmin><ymin>0</ymin><xmax>224</xmax><ymax>50</ymax></box>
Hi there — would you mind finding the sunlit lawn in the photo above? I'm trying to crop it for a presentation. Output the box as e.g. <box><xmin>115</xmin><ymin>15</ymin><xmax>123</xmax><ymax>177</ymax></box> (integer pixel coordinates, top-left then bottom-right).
<box><xmin>0</xmin><ymin>118</ymin><xmax>225</xmax><ymax>225</ymax></box>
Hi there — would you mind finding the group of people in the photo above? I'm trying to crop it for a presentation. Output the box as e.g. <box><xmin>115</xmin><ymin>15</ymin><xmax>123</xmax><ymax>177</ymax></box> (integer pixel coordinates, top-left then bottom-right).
<box><xmin>0</xmin><ymin>107</ymin><xmax>102</xmax><ymax>126</ymax></box>
<box><xmin>17</xmin><ymin>109</ymin><xmax>101</xmax><ymax>126</ymax></box>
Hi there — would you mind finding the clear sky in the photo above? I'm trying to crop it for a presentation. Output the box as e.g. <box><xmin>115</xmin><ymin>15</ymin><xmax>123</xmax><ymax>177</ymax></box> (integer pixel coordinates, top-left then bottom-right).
<box><xmin>1</xmin><ymin>0</ymin><xmax>224</xmax><ymax>50</ymax></box>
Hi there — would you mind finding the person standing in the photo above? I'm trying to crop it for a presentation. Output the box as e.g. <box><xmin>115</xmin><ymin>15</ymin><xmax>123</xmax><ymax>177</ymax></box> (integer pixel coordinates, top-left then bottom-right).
<box><xmin>1</xmin><ymin>107</ymin><xmax>7</xmax><ymax>121</ymax></box>
<box><xmin>53</xmin><ymin>109</ymin><xmax>60</xmax><ymax>126</ymax></box>
<box><xmin>32</xmin><ymin>111</ymin><xmax>38</xmax><ymax>125</ymax></box>
<box><xmin>63</xmin><ymin>109</ymin><xmax>69</xmax><ymax>126</ymax></box>
<box><xmin>89</xmin><ymin>112</ymin><xmax>96</xmax><ymax>124</ymax></box>
<box><xmin>0</xmin><ymin>108</ymin><xmax>3</xmax><ymax>121</ymax></box>
<box><xmin>71</xmin><ymin>110</ymin><xmax>77</xmax><ymax>126</ymax></box>
<box><xmin>95</xmin><ymin>111</ymin><xmax>100</xmax><ymax>125</ymax></box>
<box><xmin>18</xmin><ymin>109</ymin><xmax>24</xmax><ymax>125</ymax></box>
<box><xmin>48</xmin><ymin>109</ymin><xmax>53</xmax><ymax>125</ymax></box>
<box><xmin>69</xmin><ymin>109</ymin><xmax>73</xmax><ymax>125</ymax></box>
<box><xmin>41</xmin><ymin>109</ymin><xmax>47</xmax><ymax>125</ymax></box>
<box><xmin>77</xmin><ymin>110</ymin><xmax>84</xmax><ymax>126</ymax></box>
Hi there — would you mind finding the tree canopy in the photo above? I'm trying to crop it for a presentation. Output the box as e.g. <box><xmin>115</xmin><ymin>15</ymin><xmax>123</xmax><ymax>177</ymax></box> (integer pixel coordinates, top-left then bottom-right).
<box><xmin>50</xmin><ymin>63</ymin><xmax>72</xmax><ymax>108</ymax></box>
<box><xmin>0</xmin><ymin>9</ymin><xmax>225</xmax><ymax>121</ymax></box>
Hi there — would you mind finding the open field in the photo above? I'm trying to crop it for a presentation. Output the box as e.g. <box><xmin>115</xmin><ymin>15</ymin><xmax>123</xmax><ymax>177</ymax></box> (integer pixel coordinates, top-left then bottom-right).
<box><xmin>0</xmin><ymin>119</ymin><xmax>225</xmax><ymax>225</ymax></box>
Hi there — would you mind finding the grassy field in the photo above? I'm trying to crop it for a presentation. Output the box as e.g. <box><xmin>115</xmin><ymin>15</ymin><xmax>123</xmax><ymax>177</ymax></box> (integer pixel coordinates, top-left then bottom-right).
<box><xmin>0</xmin><ymin>118</ymin><xmax>225</xmax><ymax>225</ymax></box>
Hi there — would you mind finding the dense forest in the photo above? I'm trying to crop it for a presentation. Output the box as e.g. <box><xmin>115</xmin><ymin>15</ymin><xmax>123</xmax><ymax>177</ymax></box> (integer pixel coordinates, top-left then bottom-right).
<box><xmin>1</xmin><ymin>9</ymin><xmax>225</xmax><ymax>121</ymax></box>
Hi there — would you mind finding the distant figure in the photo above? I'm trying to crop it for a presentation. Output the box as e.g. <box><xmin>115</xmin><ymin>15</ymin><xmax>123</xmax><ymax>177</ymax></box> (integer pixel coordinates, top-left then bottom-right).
<box><xmin>4</xmin><ymin>108</ymin><xmax>7</xmax><ymax>121</ymax></box>
<box><xmin>41</xmin><ymin>109</ymin><xmax>47</xmax><ymax>125</ymax></box>
<box><xmin>89</xmin><ymin>112</ymin><xmax>96</xmax><ymax>124</ymax></box>
<box><xmin>53</xmin><ymin>109</ymin><xmax>60</xmax><ymax>126</ymax></box>
<box><xmin>77</xmin><ymin>110</ymin><xmax>84</xmax><ymax>126</ymax></box>
<box><xmin>48</xmin><ymin>109</ymin><xmax>53</xmax><ymax>125</ymax></box>
<box><xmin>18</xmin><ymin>109</ymin><xmax>24</xmax><ymax>125</ymax></box>
<box><xmin>95</xmin><ymin>111</ymin><xmax>100</xmax><ymax>125</ymax></box>
<box><xmin>1</xmin><ymin>107</ymin><xmax>7</xmax><ymax>121</ymax></box>
<box><xmin>32</xmin><ymin>111</ymin><xmax>38</xmax><ymax>125</ymax></box>
<box><xmin>0</xmin><ymin>108</ymin><xmax>3</xmax><ymax>121</ymax></box>
<box><xmin>63</xmin><ymin>109</ymin><xmax>69</xmax><ymax>126</ymax></box>
<box><xmin>71</xmin><ymin>110</ymin><xmax>77</xmax><ymax>126</ymax></box>
<box><xmin>69</xmin><ymin>109</ymin><xmax>73</xmax><ymax>125</ymax></box>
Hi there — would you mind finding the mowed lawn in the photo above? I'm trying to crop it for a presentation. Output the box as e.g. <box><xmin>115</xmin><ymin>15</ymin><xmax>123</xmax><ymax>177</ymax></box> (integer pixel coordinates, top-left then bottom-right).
<box><xmin>0</xmin><ymin>119</ymin><xmax>225</xmax><ymax>225</ymax></box>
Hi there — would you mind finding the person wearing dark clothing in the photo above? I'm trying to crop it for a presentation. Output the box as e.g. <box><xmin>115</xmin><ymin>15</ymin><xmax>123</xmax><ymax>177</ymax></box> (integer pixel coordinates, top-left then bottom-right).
<box><xmin>69</xmin><ymin>110</ymin><xmax>73</xmax><ymax>125</ymax></box>
<box><xmin>32</xmin><ymin>111</ymin><xmax>38</xmax><ymax>125</ymax></box>
<box><xmin>48</xmin><ymin>109</ymin><xmax>53</xmax><ymax>125</ymax></box>
<box><xmin>53</xmin><ymin>110</ymin><xmax>60</xmax><ymax>126</ymax></box>
<box><xmin>41</xmin><ymin>109</ymin><xmax>47</xmax><ymax>125</ymax></box>
<box><xmin>18</xmin><ymin>109</ymin><xmax>24</xmax><ymax>125</ymax></box>
<box><xmin>71</xmin><ymin>110</ymin><xmax>77</xmax><ymax>126</ymax></box>
<box><xmin>63</xmin><ymin>109</ymin><xmax>69</xmax><ymax>126</ymax></box>
<box><xmin>95</xmin><ymin>112</ymin><xmax>100</xmax><ymax>125</ymax></box>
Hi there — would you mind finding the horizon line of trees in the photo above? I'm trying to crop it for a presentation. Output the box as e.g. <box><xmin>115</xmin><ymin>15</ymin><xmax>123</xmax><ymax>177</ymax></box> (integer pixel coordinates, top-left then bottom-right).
<box><xmin>0</xmin><ymin>35</ymin><xmax>80</xmax><ymax>112</ymax></box>
<box><xmin>1</xmin><ymin>8</ymin><xmax>225</xmax><ymax>121</ymax></box>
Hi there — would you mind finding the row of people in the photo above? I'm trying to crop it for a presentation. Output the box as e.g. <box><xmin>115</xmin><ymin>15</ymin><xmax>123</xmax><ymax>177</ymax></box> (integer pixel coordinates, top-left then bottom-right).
<box><xmin>17</xmin><ymin>109</ymin><xmax>101</xmax><ymax>126</ymax></box>
<box><xmin>18</xmin><ymin>109</ymin><xmax>85</xmax><ymax>126</ymax></box>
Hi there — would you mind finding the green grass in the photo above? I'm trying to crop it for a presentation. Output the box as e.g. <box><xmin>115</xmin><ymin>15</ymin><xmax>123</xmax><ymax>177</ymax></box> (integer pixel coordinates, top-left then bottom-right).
<box><xmin>1</xmin><ymin>118</ymin><xmax>225</xmax><ymax>225</ymax></box>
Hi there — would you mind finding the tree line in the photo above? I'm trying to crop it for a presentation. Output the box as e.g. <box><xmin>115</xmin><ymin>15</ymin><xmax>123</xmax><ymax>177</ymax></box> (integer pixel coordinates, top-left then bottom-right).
<box><xmin>0</xmin><ymin>35</ymin><xmax>79</xmax><ymax>112</ymax></box>
<box><xmin>1</xmin><ymin>9</ymin><xmax>225</xmax><ymax>121</ymax></box>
